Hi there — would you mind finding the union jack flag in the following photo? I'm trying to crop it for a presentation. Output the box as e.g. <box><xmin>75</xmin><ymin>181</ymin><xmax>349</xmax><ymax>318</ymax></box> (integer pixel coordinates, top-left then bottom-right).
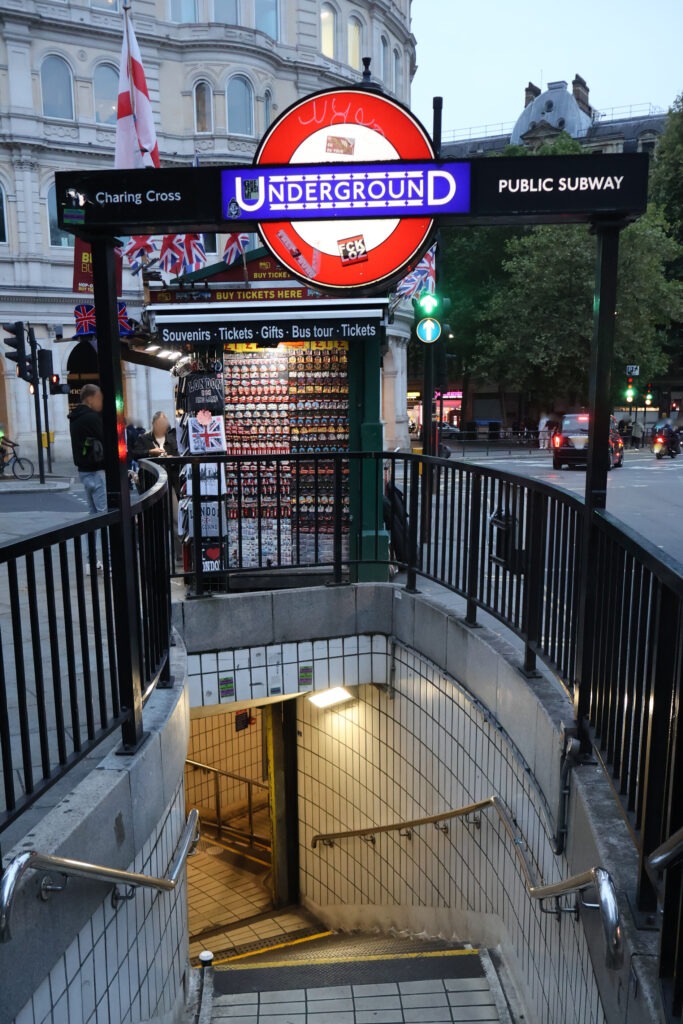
<box><xmin>74</xmin><ymin>303</ymin><xmax>97</xmax><ymax>335</ymax></box>
<box><xmin>179</xmin><ymin>233</ymin><xmax>207</xmax><ymax>274</ymax></box>
<box><xmin>394</xmin><ymin>245</ymin><xmax>437</xmax><ymax>300</ymax></box>
<box><xmin>123</xmin><ymin>235</ymin><xmax>157</xmax><ymax>272</ymax></box>
<box><xmin>223</xmin><ymin>232</ymin><xmax>250</xmax><ymax>266</ymax></box>
<box><xmin>158</xmin><ymin>234</ymin><xmax>185</xmax><ymax>276</ymax></box>
<box><xmin>188</xmin><ymin>416</ymin><xmax>226</xmax><ymax>454</ymax></box>
<box><xmin>117</xmin><ymin>301</ymin><xmax>133</xmax><ymax>336</ymax></box>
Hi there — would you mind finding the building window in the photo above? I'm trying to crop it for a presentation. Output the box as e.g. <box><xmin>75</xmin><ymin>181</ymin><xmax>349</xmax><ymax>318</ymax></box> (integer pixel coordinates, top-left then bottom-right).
<box><xmin>347</xmin><ymin>17</ymin><xmax>362</xmax><ymax>70</ymax></box>
<box><xmin>194</xmin><ymin>81</ymin><xmax>213</xmax><ymax>133</ymax></box>
<box><xmin>393</xmin><ymin>48</ymin><xmax>401</xmax><ymax>93</ymax></box>
<box><xmin>170</xmin><ymin>0</ymin><xmax>197</xmax><ymax>23</ymax></box>
<box><xmin>227</xmin><ymin>75</ymin><xmax>254</xmax><ymax>136</ymax></box>
<box><xmin>94</xmin><ymin>63</ymin><xmax>118</xmax><ymax>125</ymax></box>
<box><xmin>264</xmin><ymin>89</ymin><xmax>273</xmax><ymax>128</ymax></box>
<box><xmin>380</xmin><ymin>35</ymin><xmax>389</xmax><ymax>82</ymax></box>
<box><xmin>47</xmin><ymin>184</ymin><xmax>74</xmax><ymax>248</ymax></box>
<box><xmin>321</xmin><ymin>3</ymin><xmax>335</xmax><ymax>58</ymax></box>
<box><xmin>41</xmin><ymin>56</ymin><xmax>74</xmax><ymax>120</ymax></box>
<box><xmin>203</xmin><ymin>233</ymin><xmax>217</xmax><ymax>254</ymax></box>
<box><xmin>91</xmin><ymin>0</ymin><xmax>119</xmax><ymax>9</ymax></box>
<box><xmin>255</xmin><ymin>0</ymin><xmax>278</xmax><ymax>38</ymax></box>
<box><xmin>214</xmin><ymin>0</ymin><xmax>238</xmax><ymax>21</ymax></box>
<box><xmin>0</xmin><ymin>186</ymin><xmax>7</xmax><ymax>245</ymax></box>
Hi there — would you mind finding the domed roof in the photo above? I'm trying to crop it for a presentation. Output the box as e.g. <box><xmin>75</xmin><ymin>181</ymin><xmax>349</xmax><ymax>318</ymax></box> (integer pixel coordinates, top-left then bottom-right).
<box><xmin>511</xmin><ymin>80</ymin><xmax>592</xmax><ymax>145</ymax></box>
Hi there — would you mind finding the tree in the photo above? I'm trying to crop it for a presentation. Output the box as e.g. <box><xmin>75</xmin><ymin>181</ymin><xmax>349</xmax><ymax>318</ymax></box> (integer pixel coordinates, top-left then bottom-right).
<box><xmin>471</xmin><ymin>210</ymin><xmax>683</xmax><ymax>407</ymax></box>
<box><xmin>650</xmin><ymin>92</ymin><xmax>683</xmax><ymax>268</ymax></box>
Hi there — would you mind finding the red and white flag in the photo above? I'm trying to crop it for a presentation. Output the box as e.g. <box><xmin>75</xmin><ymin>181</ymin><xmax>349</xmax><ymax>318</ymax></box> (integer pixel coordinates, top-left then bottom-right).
<box><xmin>158</xmin><ymin>234</ymin><xmax>185</xmax><ymax>276</ymax></box>
<box><xmin>115</xmin><ymin>9</ymin><xmax>159</xmax><ymax>169</ymax></box>
<box><xmin>222</xmin><ymin>232</ymin><xmax>250</xmax><ymax>266</ymax></box>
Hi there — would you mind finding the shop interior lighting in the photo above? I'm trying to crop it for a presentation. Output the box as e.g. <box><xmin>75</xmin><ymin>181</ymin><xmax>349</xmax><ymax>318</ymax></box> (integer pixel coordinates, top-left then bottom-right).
<box><xmin>307</xmin><ymin>686</ymin><xmax>353</xmax><ymax>708</ymax></box>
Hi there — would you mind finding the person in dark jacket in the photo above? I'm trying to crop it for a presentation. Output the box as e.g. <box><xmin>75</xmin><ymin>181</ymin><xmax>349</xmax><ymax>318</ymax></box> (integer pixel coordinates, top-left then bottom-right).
<box><xmin>68</xmin><ymin>384</ymin><xmax>106</xmax><ymax>572</ymax></box>
<box><xmin>133</xmin><ymin>411</ymin><xmax>180</xmax><ymax>495</ymax></box>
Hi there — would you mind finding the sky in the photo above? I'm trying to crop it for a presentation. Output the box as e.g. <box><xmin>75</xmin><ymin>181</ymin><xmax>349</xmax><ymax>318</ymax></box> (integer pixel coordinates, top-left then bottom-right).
<box><xmin>409</xmin><ymin>0</ymin><xmax>683</xmax><ymax>140</ymax></box>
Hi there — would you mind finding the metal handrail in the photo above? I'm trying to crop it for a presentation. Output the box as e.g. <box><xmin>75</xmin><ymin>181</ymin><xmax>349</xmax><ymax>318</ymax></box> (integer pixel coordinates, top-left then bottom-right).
<box><xmin>312</xmin><ymin>796</ymin><xmax>623</xmax><ymax>970</ymax></box>
<box><xmin>186</xmin><ymin>758</ymin><xmax>270</xmax><ymax>848</ymax></box>
<box><xmin>0</xmin><ymin>809</ymin><xmax>200</xmax><ymax>942</ymax></box>
<box><xmin>647</xmin><ymin>825</ymin><xmax>683</xmax><ymax>873</ymax></box>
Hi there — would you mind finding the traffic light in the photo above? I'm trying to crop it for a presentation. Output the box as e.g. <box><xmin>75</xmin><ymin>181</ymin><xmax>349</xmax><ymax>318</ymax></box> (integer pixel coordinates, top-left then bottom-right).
<box><xmin>38</xmin><ymin>349</ymin><xmax>54</xmax><ymax>379</ymax></box>
<box><xmin>49</xmin><ymin>374</ymin><xmax>69</xmax><ymax>396</ymax></box>
<box><xmin>645</xmin><ymin>385</ymin><xmax>653</xmax><ymax>406</ymax></box>
<box><xmin>625</xmin><ymin>376</ymin><xmax>635</xmax><ymax>403</ymax></box>
<box><xmin>3</xmin><ymin>321</ymin><xmax>32</xmax><ymax>381</ymax></box>
<box><xmin>411</xmin><ymin>292</ymin><xmax>451</xmax><ymax>344</ymax></box>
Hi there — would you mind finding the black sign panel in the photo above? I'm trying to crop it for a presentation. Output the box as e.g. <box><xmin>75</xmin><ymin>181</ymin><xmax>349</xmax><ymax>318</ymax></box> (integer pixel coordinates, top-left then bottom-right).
<box><xmin>470</xmin><ymin>153</ymin><xmax>649</xmax><ymax>225</ymax></box>
<box><xmin>55</xmin><ymin>153</ymin><xmax>649</xmax><ymax>239</ymax></box>
<box><xmin>157</xmin><ymin>316</ymin><xmax>382</xmax><ymax>347</ymax></box>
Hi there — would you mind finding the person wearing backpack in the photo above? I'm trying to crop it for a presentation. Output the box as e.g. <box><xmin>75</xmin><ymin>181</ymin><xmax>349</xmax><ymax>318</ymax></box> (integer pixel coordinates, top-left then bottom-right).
<box><xmin>69</xmin><ymin>384</ymin><xmax>107</xmax><ymax>573</ymax></box>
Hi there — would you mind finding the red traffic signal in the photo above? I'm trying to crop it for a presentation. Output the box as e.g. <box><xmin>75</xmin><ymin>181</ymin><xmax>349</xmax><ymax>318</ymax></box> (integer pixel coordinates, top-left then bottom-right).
<box><xmin>49</xmin><ymin>374</ymin><xmax>70</xmax><ymax>396</ymax></box>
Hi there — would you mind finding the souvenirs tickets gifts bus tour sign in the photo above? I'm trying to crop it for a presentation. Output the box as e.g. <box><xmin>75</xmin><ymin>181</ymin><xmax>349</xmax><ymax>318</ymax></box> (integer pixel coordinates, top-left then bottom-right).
<box><xmin>221</xmin><ymin>88</ymin><xmax>470</xmax><ymax>292</ymax></box>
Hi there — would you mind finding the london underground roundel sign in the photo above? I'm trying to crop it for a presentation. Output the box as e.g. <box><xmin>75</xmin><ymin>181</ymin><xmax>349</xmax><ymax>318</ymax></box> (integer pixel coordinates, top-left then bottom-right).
<box><xmin>253</xmin><ymin>89</ymin><xmax>438</xmax><ymax>292</ymax></box>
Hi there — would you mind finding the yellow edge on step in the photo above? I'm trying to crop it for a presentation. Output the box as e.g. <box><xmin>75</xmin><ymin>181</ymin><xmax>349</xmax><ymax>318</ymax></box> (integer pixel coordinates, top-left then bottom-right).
<box><xmin>212</xmin><ymin>931</ymin><xmax>334</xmax><ymax>965</ymax></box>
<box><xmin>214</xmin><ymin>937</ymin><xmax>480</xmax><ymax>969</ymax></box>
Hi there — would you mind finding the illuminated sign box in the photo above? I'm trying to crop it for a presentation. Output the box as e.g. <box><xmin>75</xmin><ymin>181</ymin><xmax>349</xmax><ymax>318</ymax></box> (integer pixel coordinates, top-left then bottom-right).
<box><xmin>221</xmin><ymin>161</ymin><xmax>471</xmax><ymax>221</ymax></box>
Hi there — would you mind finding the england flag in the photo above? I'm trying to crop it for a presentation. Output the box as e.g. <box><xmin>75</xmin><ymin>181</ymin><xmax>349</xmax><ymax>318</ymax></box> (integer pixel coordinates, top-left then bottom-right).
<box><xmin>115</xmin><ymin>10</ymin><xmax>159</xmax><ymax>169</ymax></box>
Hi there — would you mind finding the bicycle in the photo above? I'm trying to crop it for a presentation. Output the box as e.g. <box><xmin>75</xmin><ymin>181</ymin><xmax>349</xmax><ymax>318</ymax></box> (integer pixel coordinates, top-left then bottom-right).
<box><xmin>0</xmin><ymin>437</ymin><xmax>35</xmax><ymax>480</ymax></box>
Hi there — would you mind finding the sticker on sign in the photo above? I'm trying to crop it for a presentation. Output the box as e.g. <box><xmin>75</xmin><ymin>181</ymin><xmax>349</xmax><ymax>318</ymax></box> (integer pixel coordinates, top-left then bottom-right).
<box><xmin>626</xmin><ymin>364</ymin><xmax>640</xmax><ymax>375</ymax></box>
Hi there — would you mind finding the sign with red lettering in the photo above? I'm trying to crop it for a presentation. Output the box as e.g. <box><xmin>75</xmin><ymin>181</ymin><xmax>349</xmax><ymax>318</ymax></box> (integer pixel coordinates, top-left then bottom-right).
<box><xmin>252</xmin><ymin>89</ymin><xmax>438</xmax><ymax>292</ymax></box>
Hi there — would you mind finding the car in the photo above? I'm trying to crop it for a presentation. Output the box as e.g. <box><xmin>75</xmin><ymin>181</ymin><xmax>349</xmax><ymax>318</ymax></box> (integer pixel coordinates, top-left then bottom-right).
<box><xmin>439</xmin><ymin>423</ymin><xmax>461</xmax><ymax>439</ymax></box>
<box><xmin>551</xmin><ymin>413</ymin><xmax>624</xmax><ymax>470</ymax></box>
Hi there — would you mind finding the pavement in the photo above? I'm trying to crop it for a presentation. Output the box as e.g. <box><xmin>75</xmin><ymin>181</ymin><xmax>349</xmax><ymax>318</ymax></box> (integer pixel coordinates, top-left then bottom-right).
<box><xmin>0</xmin><ymin>458</ymin><xmax>73</xmax><ymax>493</ymax></box>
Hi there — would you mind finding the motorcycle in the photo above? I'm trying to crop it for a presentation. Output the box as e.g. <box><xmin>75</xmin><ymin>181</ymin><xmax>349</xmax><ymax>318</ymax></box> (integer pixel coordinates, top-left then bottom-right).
<box><xmin>653</xmin><ymin>431</ymin><xmax>681</xmax><ymax>459</ymax></box>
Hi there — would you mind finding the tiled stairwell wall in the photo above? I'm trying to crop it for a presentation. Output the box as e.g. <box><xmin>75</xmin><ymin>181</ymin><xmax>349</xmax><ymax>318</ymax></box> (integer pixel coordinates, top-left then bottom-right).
<box><xmin>185</xmin><ymin>707</ymin><xmax>265</xmax><ymax>822</ymax></box>
<box><xmin>297</xmin><ymin>642</ymin><xmax>605</xmax><ymax>1024</ymax></box>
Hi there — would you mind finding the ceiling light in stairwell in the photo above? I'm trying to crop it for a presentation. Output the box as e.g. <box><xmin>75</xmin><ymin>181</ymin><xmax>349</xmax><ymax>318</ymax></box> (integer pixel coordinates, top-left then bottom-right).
<box><xmin>308</xmin><ymin>687</ymin><xmax>353</xmax><ymax>708</ymax></box>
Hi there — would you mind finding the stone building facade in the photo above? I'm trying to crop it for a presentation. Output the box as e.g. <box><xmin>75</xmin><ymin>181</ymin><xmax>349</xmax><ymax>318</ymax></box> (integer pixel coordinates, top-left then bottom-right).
<box><xmin>0</xmin><ymin>0</ymin><xmax>416</xmax><ymax>456</ymax></box>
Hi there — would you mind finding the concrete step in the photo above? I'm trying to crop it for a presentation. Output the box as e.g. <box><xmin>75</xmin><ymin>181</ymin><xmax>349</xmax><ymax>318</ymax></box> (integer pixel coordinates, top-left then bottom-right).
<box><xmin>206</xmin><ymin>931</ymin><xmax>512</xmax><ymax>1023</ymax></box>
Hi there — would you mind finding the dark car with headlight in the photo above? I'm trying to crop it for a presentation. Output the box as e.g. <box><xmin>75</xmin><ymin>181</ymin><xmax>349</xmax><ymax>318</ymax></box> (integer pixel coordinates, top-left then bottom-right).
<box><xmin>551</xmin><ymin>413</ymin><xmax>624</xmax><ymax>470</ymax></box>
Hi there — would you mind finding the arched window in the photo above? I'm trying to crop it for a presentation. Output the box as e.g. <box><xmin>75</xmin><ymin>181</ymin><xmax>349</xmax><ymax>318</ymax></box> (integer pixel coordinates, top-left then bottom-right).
<box><xmin>320</xmin><ymin>3</ymin><xmax>335</xmax><ymax>58</ymax></box>
<box><xmin>255</xmin><ymin>0</ymin><xmax>278</xmax><ymax>38</ymax></box>
<box><xmin>41</xmin><ymin>56</ymin><xmax>74</xmax><ymax>120</ymax></box>
<box><xmin>347</xmin><ymin>17</ymin><xmax>362</xmax><ymax>70</ymax></box>
<box><xmin>393</xmin><ymin>48</ymin><xmax>401</xmax><ymax>93</ymax></box>
<box><xmin>214</xmin><ymin>0</ymin><xmax>238</xmax><ymax>21</ymax></box>
<box><xmin>380</xmin><ymin>35</ymin><xmax>389</xmax><ymax>82</ymax></box>
<box><xmin>194</xmin><ymin>81</ymin><xmax>213</xmax><ymax>133</ymax></box>
<box><xmin>0</xmin><ymin>185</ymin><xmax>7</xmax><ymax>245</ymax></box>
<box><xmin>264</xmin><ymin>89</ymin><xmax>273</xmax><ymax>128</ymax></box>
<box><xmin>170</xmin><ymin>0</ymin><xmax>197</xmax><ymax>23</ymax></box>
<box><xmin>94</xmin><ymin>63</ymin><xmax>118</xmax><ymax>125</ymax></box>
<box><xmin>227</xmin><ymin>75</ymin><xmax>254</xmax><ymax>136</ymax></box>
<box><xmin>47</xmin><ymin>184</ymin><xmax>74</xmax><ymax>248</ymax></box>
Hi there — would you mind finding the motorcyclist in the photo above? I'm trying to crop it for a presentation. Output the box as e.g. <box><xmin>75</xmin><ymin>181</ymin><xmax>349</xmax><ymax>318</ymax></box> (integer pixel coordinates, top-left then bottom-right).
<box><xmin>662</xmin><ymin>423</ymin><xmax>681</xmax><ymax>455</ymax></box>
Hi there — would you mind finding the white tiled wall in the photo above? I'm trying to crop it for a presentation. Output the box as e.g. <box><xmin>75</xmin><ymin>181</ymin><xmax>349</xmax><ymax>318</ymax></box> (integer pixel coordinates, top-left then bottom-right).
<box><xmin>185</xmin><ymin>707</ymin><xmax>265</xmax><ymax>816</ymax></box>
<box><xmin>13</xmin><ymin>786</ymin><xmax>188</xmax><ymax>1024</ymax></box>
<box><xmin>297</xmin><ymin>642</ymin><xmax>606</xmax><ymax>1024</ymax></box>
<box><xmin>186</xmin><ymin>634</ymin><xmax>388</xmax><ymax>707</ymax></box>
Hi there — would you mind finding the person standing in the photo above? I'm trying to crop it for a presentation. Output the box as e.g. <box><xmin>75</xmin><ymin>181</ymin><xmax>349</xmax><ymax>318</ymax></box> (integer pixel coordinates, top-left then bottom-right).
<box><xmin>631</xmin><ymin>419</ymin><xmax>644</xmax><ymax>449</ymax></box>
<box><xmin>68</xmin><ymin>384</ymin><xmax>106</xmax><ymax>573</ymax></box>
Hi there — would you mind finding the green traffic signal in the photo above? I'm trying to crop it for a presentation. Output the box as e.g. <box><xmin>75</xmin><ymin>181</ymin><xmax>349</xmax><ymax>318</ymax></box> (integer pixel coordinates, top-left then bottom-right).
<box><xmin>415</xmin><ymin>293</ymin><xmax>440</xmax><ymax>317</ymax></box>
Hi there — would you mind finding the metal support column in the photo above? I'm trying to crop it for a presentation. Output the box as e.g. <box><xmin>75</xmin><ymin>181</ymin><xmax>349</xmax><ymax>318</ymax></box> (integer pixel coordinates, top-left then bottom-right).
<box><xmin>575</xmin><ymin>220</ymin><xmax>624</xmax><ymax>747</ymax></box>
<box><xmin>91</xmin><ymin>237</ymin><xmax>147</xmax><ymax>753</ymax></box>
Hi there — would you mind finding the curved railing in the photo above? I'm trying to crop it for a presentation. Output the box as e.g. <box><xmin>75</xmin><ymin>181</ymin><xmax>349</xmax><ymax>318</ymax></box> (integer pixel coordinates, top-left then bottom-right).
<box><xmin>0</xmin><ymin>460</ymin><xmax>172</xmax><ymax>834</ymax></box>
<box><xmin>164</xmin><ymin>447</ymin><xmax>683</xmax><ymax>1015</ymax></box>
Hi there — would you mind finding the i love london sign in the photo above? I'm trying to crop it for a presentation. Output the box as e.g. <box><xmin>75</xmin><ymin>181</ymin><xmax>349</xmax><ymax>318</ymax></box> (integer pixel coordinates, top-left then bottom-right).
<box><xmin>56</xmin><ymin>87</ymin><xmax>649</xmax><ymax>294</ymax></box>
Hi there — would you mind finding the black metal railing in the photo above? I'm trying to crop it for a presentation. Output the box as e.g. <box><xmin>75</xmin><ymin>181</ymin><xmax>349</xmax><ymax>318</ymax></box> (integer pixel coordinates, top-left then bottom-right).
<box><xmin>165</xmin><ymin>448</ymin><xmax>682</xmax><ymax>1016</ymax></box>
<box><xmin>0</xmin><ymin>461</ymin><xmax>172</xmax><ymax>835</ymax></box>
